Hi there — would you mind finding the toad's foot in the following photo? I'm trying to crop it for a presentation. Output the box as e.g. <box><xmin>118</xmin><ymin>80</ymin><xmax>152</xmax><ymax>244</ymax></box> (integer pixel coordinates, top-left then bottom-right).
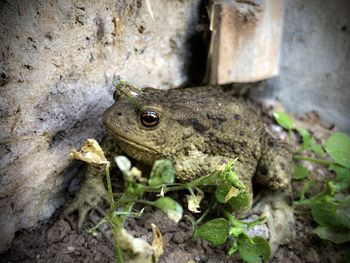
<box><xmin>64</xmin><ymin>174</ymin><xmax>108</xmax><ymax>228</ymax></box>
<box><xmin>246</xmin><ymin>189</ymin><xmax>295</xmax><ymax>255</ymax></box>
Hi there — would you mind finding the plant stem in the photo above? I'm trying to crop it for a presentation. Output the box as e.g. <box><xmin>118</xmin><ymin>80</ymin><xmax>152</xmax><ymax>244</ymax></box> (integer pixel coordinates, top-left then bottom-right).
<box><xmin>111</xmin><ymin>199</ymin><xmax>135</xmax><ymax>263</ymax></box>
<box><xmin>288</xmin><ymin>129</ymin><xmax>293</xmax><ymax>145</ymax></box>
<box><xmin>196</xmin><ymin>207</ymin><xmax>210</xmax><ymax>226</ymax></box>
<box><xmin>221</xmin><ymin>208</ymin><xmax>243</xmax><ymax>227</ymax></box>
<box><xmin>246</xmin><ymin>216</ymin><xmax>266</xmax><ymax>228</ymax></box>
<box><xmin>196</xmin><ymin>201</ymin><xmax>214</xmax><ymax>226</ymax></box>
<box><xmin>105</xmin><ymin>163</ymin><xmax>115</xmax><ymax>208</ymax></box>
<box><xmin>146</xmin><ymin>183</ymin><xmax>195</xmax><ymax>193</ymax></box>
<box><xmin>135</xmin><ymin>199</ymin><xmax>155</xmax><ymax>206</ymax></box>
<box><xmin>114</xmin><ymin>244</ymin><xmax>124</xmax><ymax>263</ymax></box>
<box><xmin>105</xmin><ymin>164</ymin><xmax>137</xmax><ymax>263</ymax></box>
<box><xmin>294</xmin><ymin>155</ymin><xmax>336</xmax><ymax>165</ymax></box>
<box><xmin>145</xmin><ymin>183</ymin><xmax>183</xmax><ymax>193</ymax></box>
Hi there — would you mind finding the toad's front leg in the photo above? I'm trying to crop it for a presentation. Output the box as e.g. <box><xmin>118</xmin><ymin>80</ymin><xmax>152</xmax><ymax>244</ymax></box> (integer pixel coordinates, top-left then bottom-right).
<box><xmin>64</xmin><ymin>137</ymin><xmax>122</xmax><ymax>228</ymax></box>
<box><xmin>64</xmin><ymin>163</ymin><xmax>108</xmax><ymax>228</ymax></box>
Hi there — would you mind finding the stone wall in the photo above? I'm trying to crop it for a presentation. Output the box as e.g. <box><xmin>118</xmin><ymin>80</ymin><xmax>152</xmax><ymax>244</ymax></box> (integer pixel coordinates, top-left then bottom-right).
<box><xmin>0</xmin><ymin>0</ymin><xmax>201</xmax><ymax>251</ymax></box>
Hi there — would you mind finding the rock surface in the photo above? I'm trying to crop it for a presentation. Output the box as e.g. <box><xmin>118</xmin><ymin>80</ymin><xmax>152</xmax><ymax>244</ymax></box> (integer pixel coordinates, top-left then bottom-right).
<box><xmin>0</xmin><ymin>0</ymin><xmax>200</xmax><ymax>252</ymax></box>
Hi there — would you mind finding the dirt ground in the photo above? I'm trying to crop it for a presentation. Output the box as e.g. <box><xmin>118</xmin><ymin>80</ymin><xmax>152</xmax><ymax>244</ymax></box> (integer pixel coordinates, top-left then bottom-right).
<box><xmin>2</xmin><ymin>206</ymin><xmax>348</xmax><ymax>263</ymax></box>
<box><xmin>1</xmin><ymin>98</ymin><xmax>349</xmax><ymax>263</ymax></box>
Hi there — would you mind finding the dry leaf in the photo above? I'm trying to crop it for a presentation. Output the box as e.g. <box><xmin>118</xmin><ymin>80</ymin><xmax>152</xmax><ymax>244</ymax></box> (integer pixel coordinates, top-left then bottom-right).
<box><xmin>224</xmin><ymin>186</ymin><xmax>240</xmax><ymax>202</ymax></box>
<box><xmin>116</xmin><ymin>228</ymin><xmax>154</xmax><ymax>263</ymax></box>
<box><xmin>70</xmin><ymin>139</ymin><xmax>108</xmax><ymax>165</ymax></box>
<box><xmin>151</xmin><ymin>223</ymin><xmax>164</xmax><ymax>260</ymax></box>
<box><xmin>186</xmin><ymin>188</ymin><xmax>204</xmax><ymax>213</ymax></box>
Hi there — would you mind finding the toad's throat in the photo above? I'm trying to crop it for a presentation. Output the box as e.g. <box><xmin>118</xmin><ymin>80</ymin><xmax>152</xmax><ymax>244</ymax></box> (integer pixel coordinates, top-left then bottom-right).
<box><xmin>106</xmin><ymin>128</ymin><xmax>160</xmax><ymax>156</ymax></box>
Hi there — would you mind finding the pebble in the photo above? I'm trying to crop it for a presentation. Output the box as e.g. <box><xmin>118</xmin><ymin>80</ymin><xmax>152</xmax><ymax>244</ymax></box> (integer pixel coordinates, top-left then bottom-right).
<box><xmin>172</xmin><ymin>231</ymin><xmax>186</xmax><ymax>244</ymax></box>
<box><xmin>46</xmin><ymin>219</ymin><xmax>71</xmax><ymax>244</ymax></box>
<box><xmin>305</xmin><ymin>248</ymin><xmax>319</xmax><ymax>263</ymax></box>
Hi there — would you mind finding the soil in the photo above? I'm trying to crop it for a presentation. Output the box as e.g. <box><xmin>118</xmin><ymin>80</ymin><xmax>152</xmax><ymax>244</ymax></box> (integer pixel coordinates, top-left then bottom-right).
<box><xmin>1</xmin><ymin>98</ymin><xmax>349</xmax><ymax>263</ymax></box>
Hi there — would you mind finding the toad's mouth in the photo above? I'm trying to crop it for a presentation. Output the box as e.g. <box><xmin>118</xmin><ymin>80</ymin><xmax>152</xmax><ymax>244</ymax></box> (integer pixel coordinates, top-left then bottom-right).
<box><xmin>106</xmin><ymin>128</ymin><xmax>160</xmax><ymax>155</ymax></box>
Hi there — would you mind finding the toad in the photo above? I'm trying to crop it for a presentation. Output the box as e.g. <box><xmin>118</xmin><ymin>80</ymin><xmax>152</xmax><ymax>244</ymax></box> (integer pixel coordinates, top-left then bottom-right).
<box><xmin>65</xmin><ymin>84</ymin><xmax>294</xmax><ymax>252</ymax></box>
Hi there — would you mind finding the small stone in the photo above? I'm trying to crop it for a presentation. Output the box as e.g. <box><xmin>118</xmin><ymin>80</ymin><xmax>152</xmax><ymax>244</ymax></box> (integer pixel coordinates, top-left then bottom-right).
<box><xmin>94</xmin><ymin>252</ymin><xmax>102</xmax><ymax>261</ymax></box>
<box><xmin>75</xmin><ymin>235</ymin><xmax>86</xmax><ymax>246</ymax></box>
<box><xmin>305</xmin><ymin>248</ymin><xmax>319</xmax><ymax>263</ymax></box>
<box><xmin>66</xmin><ymin>246</ymin><xmax>75</xmax><ymax>253</ymax></box>
<box><xmin>47</xmin><ymin>219</ymin><xmax>71</xmax><ymax>244</ymax></box>
<box><xmin>172</xmin><ymin>231</ymin><xmax>186</xmax><ymax>244</ymax></box>
<box><xmin>56</xmin><ymin>254</ymin><xmax>75</xmax><ymax>263</ymax></box>
<box><xmin>162</xmin><ymin>232</ymin><xmax>174</xmax><ymax>244</ymax></box>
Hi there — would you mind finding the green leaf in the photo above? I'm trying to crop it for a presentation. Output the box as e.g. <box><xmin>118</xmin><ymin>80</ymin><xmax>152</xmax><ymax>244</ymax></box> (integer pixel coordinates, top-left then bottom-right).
<box><xmin>310</xmin><ymin>138</ymin><xmax>326</xmax><ymax>156</ymax></box>
<box><xmin>227</xmin><ymin>191</ymin><xmax>250</xmax><ymax>210</ymax></box>
<box><xmin>299</xmin><ymin>179</ymin><xmax>316</xmax><ymax>201</ymax></box>
<box><xmin>311</xmin><ymin>199</ymin><xmax>350</xmax><ymax>231</ymax></box>
<box><xmin>212</xmin><ymin>163</ymin><xmax>249</xmax><ymax>210</ymax></box>
<box><xmin>292</xmin><ymin>165</ymin><xmax>309</xmax><ymax>180</ymax></box>
<box><xmin>215</xmin><ymin>184</ymin><xmax>249</xmax><ymax>210</ymax></box>
<box><xmin>313</xmin><ymin>226</ymin><xmax>350</xmax><ymax>244</ymax></box>
<box><xmin>229</xmin><ymin>226</ymin><xmax>245</xmax><ymax>237</ymax></box>
<box><xmin>298</xmin><ymin>128</ymin><xmax>325</xmax><ymax>156</ymax></box>
<box><xmin>337</xmin><ymin>197</ymin><xmax>350</xmax><ymax>229</ymax></box>
<box><xmin>227</xmin><ymin>241</ymin><xmax>238</xmax><ymax>256</ymax></box>
<box><xmin>311</xmin><ymin>203</ymin><xmax>339</xmax><ymax>229</ymax></box>
<box><xmin>273</xmin><ymin>112</ymin><xmax>294</xmax><ymax>130</ymax></box>
<box><xmin>196</xmin><ymin>218</ymin><xmax>229</xmax><ymax>245</ymax></box>
<box><xmin>238</xmin><ymin>235</ymin><xmax>271</xmax><ymax>263</ymax></box>
<box><xmin>148</xmin><ymin>160</ymin><xmax>175</xmax><ymax>186</ymax></box>
<box><xmin>214</xmin><ymin>184</ymin><xmax>231</xmax><ymax>203</ymax></box>
<box><xmin>325</xmin><ymin>132</ymin><xmax>350</xmax><ymax>168</ymax></box>
<box><xmin>189</xmin><ymin>160</ymin><xmax>244</xmax><ymax>190</ymax></box>
<box><xmin>219</xmin><ymin>161</ymin><xmax>245</xmax><ymax>189</ymax></box>
<box><xmin>152</xmin><ymin>197</ymin><xmax>183</xmax><ymax>223</ymax></box>
<box><xmin>126</xmin><ymin>182</ymin><xmax>146</xmax><ymax>196</ymax></box>
<box><xmin>299</xmin><ymin>128</ymin><xmax>312</xmax><ymax>146</ymax></box>
<box><xmin>189</xmin><ymin>166</ymin><xmax>232</xmax><ymax>187</ymax></box>
<box><xmin>329</xmin><ymin>164</ymin><xmax>350</xmax><ymax>192</ymax></box>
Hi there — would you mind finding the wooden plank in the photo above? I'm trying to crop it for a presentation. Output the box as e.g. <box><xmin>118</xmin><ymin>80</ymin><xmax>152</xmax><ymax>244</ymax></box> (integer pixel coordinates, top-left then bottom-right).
<box><xmin>206</xmin><ymin>0</ymin><xmax>284</xmax><ymax>84</ymax></box>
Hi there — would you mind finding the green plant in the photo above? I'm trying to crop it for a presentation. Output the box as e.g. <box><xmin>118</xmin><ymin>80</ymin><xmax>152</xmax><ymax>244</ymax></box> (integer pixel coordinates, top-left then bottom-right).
<box><xmin>191</xmin><ymin>162</ymin><xmax>270</xmax><ymax>263</ymax></box>
<box><xmin>195</xmin><ymin>213</ymin><xmax>270</xmax><ymax>263</ymax></box>
<box><xmin>71</xmin><ymin>140</ymin><xmax>270</xmax><ymax>263</ymax></box>
<box><xmin>274</xmin><ymin>112</ymin><xmax>350</xmax><ymax>244</ymax></box>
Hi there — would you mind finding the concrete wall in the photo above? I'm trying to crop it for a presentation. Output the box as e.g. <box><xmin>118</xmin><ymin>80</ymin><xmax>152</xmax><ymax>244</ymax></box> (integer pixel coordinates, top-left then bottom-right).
<box><xmin>253</xmin><ymin>0</ymin><xmax>350</xmax><ymax>133</ymax></box>
<box><xmin>0</xmin><ymin>0</ymin><xmax>201</xmax><ymax>252</ymax></box>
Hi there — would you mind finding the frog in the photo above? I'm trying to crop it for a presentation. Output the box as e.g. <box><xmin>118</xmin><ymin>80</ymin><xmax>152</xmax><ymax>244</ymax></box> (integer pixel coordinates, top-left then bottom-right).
<box><xmin>65</xmin><ymin>84</ymin><xmax>294</xmax><ymax>253</ymax></box>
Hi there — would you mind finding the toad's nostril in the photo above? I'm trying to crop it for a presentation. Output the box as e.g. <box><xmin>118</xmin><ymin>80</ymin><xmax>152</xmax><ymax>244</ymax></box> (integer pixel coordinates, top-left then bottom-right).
<box><xmin>117</xmin><ymin>112</ymin><xmax>122</xmax><ymax>116</ymax></box>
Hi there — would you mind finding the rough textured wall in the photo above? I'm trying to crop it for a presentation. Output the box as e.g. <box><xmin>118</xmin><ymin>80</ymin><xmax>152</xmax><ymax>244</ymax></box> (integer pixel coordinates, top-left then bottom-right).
<box><xmin>253</xmin><ymin>0</ymin><xmax>350</xmax><ymax>133</ymax></box>
<box><xmin>0</xmin><ymin>0</ymin><xmax>200</xmax><ymax>251</ymax></box>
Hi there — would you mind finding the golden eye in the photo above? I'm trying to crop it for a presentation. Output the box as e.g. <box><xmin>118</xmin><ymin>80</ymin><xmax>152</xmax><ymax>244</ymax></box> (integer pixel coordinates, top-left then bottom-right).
<box><xmin>140</xmin><ymin>111</ymin><xmax>160</xmax><ymax>127</ymax></box>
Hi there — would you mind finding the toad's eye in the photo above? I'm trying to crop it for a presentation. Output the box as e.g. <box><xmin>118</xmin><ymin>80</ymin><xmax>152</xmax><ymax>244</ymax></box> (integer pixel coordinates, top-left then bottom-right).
<box><xmin>140</xmin><ymin>111</ymin><xmax>160</xmax><ymax>128</ymax></box>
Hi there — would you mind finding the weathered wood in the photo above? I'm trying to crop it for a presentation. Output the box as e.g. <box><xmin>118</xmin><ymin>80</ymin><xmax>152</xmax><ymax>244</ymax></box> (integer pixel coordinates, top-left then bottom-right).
<box><xmin>206</xmin><ymin>0</ymin><xmax>284</xmax><ymax>84</ymax></box>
